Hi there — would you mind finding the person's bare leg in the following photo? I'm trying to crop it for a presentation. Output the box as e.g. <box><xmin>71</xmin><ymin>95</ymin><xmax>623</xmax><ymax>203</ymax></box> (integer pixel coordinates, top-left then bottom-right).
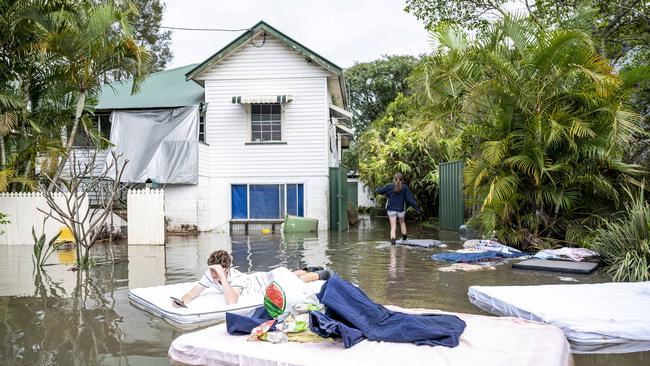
<box><xmin>399</xmin><ymin>217</ymin><xmax>407</xmax><ymax>236</ymax></box>
<box><xmin>389</xmin><ymin>215</ymin><xmax>397</xmax><ymax>239</ymax></box>
<box><xmin>299</xmin><ymin>272</ymin><xmax>320</xmax><ymax>283</ymax></box>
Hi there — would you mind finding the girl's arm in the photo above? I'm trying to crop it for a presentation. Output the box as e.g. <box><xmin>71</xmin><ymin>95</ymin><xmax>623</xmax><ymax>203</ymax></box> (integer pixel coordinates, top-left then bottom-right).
<box><xmin>375</xmin><ymin>183</ymin><xmax>393</xmax><ymax>196</ymax></box>
<box><xmin>221</xmin><ymin>279</ymin><xmax>242</xmax><ymax>305</ymax></box>
<box><xmin>404</xmin><ymin>186</ymin><xmax>423</xmax><ymax>213</ymax></box>
<box><xmin>179</xmin><ymin>283</ymin><xmax>205</xmax><ymax>305</ymax></box>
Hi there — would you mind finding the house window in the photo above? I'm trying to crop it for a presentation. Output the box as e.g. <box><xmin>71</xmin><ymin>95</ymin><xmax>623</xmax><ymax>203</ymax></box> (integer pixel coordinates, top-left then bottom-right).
<box><xmin>199</xmin><ymin>112</ymin><xmax>206</xmax><ymax>143</ymax></box>
<box><xmin>99</xmin><ymin>114</ymin><xmax>111</xmax><ymax>140</ymax></box>
<box><xmin>250</xmin><ymin>103</ymin><xmax>281</xmax><ymax>142</ymax></box>
<box><xmin>231</xmin><ymin>183</ymin><xmax>304</xmax><ymax>220</ymax></box>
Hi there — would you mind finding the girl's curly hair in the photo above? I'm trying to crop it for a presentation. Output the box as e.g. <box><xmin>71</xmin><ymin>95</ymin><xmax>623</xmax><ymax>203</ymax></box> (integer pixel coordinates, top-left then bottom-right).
<box><xmin>207</xmin><ymin>250</ymin><xmax>231</xmax><ymax>269</ymax></box>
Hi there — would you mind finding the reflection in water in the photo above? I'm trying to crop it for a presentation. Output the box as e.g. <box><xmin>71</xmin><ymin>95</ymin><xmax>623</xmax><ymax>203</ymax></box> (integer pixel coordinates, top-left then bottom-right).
<box><xmin>56</xmin><ymin>247</ymin><xmax>77</xmax><ymax>265</ymax></box>
<box><xmin>0</xmin><ymin>216</ymin><xmax>647</xmax><ymax>365</ymax></box>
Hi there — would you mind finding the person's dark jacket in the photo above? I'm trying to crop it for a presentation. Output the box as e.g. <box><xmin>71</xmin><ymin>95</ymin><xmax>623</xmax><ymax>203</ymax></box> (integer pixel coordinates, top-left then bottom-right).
<box><xmin>376</xmin><ymin>183</ymin><xmax>422</xmax><ymax>213</ymax></box>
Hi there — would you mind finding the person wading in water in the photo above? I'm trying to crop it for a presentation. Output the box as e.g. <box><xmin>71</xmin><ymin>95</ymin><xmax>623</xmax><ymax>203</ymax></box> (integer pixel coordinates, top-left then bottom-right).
<box><xmin>376</xmin><ymin>173</ymin><xmax>423</xmax><ymax>245</ymax></box>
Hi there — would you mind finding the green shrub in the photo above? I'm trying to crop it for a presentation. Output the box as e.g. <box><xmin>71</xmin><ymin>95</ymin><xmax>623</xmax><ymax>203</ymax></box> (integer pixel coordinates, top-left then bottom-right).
<box><xmin>592</xmin><ymin>192</ymin><xmax>650</xmax><ymax>282</ymax></box>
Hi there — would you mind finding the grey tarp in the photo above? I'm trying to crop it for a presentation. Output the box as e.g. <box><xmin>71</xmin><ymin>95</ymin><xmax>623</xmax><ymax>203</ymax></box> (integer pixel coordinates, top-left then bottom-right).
<box><xmin>107</xmin><ymin>106</ymin><xmax>198</xmax><ymax>184</ymax></box>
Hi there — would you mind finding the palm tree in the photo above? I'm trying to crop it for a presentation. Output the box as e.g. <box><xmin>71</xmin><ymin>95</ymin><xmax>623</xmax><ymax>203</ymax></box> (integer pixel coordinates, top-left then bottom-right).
<box><xmin>31</xmin><ymin>2</ymin><xmax>150</xmax><ymax>189</ymax></box>
<box><xmin>414</xmin><ymin>17</ymin><xmax>648</xmax><ymax>248</ymax></box>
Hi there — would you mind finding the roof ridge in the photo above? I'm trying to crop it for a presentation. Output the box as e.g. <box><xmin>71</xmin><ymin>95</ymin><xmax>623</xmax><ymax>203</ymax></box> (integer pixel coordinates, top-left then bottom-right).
<box><xmin>105</xmin><ymin>63</ymin><xmax>199</xmax><ymax>87</ymax></box>
<box><xmin>185</xmin><ymin>21</ymin><xmax>342</xmax><ymax>80</ymax></box>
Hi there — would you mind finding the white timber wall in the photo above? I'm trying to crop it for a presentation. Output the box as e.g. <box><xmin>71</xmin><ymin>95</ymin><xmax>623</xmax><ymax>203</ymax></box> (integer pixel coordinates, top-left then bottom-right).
<box><xmin>127</xmin><ymin>189</ymin><xmax>165</xmax><ymax>245</ymax></box>
<box><xmin>65</xmin><ymin>148</ymin><xmax>108</xmax><ymax>177</ymax></box>
<box><xmin>194</xmin><ymin>35</ymin><xmax>333</xmax><ymax>231</ymax></box>
<box><xmin>164</xmin><ymin>184</ymin><xmax>199</xmax><ymax>231</ymax></box>
<box><xmin>358</xmin><ymin>181</ymin><xmax>377</xmax><ymax>208</ymax></box>
<box><xmin>0</xmin><ymin>192</ymin><xmax>89</xmax><ymax>245</ymax></box>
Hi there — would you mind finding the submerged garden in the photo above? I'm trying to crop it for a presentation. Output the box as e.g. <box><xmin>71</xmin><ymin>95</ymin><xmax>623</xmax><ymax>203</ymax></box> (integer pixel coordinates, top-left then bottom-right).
<box><xmin>0</xmin><ymin>1</ymin><xmax>648</xmax><ymax>365</ymax></box>
<box><xmin>345</xmin><ymin>2</ymin><xmax>650</xmax><ymax>282</ymax></box>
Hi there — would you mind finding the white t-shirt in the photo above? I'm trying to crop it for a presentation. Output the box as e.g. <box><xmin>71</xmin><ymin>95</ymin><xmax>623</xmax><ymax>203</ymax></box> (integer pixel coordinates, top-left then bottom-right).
<box><xmin>198</xmin><ymin>268</ymin><xmax>268</xmax><ymax>296</ymax></box>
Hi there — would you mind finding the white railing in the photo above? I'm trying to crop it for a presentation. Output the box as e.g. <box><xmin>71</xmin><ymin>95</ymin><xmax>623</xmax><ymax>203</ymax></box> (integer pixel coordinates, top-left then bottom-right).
<box><xmin>127</xmin><ymin>189</ymin><xmax>165</xmax><ymax>245</ymax></box>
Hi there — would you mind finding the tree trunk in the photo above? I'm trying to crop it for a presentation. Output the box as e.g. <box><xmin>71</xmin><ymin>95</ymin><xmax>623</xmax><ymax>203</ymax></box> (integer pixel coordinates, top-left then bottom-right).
<box><xmin>0</xmin><ymin>135</ymin><xmax>5</xmax><ymax>169</ymax></box>
<box><xmin>49</xmin><ymin>90</ymin><xmax>86</xmax><ymax>191</ymax></box>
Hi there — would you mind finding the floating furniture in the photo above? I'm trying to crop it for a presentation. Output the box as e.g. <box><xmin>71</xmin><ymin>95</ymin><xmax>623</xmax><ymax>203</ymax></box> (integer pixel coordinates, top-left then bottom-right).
<box><xmin>512</xmin><ymin>259</ymin><xmax>599</xmax><ymax>274</ymax></box>
<box><xmin>468</xmin><ymin>282</ymin><xmax>650</xmax><ymax>353</ymax></box>
<box><xmin>169</xmin><ymin>305</ymin><xmax>572</xmax><ymax>366</ymax></box>
<box><xmin>283</xmin><ymin>215</ymin><xmax>318</xmax><ymax>233</ymax></box>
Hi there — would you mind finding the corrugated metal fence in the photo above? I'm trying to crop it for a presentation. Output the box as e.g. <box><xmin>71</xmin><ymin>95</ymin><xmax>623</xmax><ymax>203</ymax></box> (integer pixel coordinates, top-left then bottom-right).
<box><xmin>329</xmin><ymin>167</ymin><xmax>348</xmax><ymax>232</ymax></box>
<box><xmin>439</xmin><ymin>160</ymin><xmax>464</xmax><ymax>231</ymax></box>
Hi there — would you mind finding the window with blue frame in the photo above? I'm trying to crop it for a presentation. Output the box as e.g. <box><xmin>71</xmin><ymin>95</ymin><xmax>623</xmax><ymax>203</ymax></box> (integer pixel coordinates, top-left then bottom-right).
<box><xmin>231</xmin><ymin>184</ymin><xmax>304</xmax><ymax>219</ymax></box>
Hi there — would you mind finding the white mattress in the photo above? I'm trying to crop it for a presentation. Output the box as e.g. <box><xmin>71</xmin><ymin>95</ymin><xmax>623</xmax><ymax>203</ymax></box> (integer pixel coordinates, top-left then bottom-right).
<box><xmin>169</xmin><ymin>306</ymin><xmax>573</xmax><ymax>366</ymax></box>
<box><xmin>129</xmin><ymin>281</ymin><xmax>324</xmax><ymax>326</ymax></box>
<box><xmin>468</xmin><ymin>281</ymin><xmax>650</xmax><ymax>353</ymax></box>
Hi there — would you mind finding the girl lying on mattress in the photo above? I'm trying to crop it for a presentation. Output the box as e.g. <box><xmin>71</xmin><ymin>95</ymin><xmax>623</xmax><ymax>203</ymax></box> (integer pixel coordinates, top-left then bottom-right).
<box><xmin>173</xmin><ymin>249</ymin><xmax>332</xmax><ymax>307</ymax></box>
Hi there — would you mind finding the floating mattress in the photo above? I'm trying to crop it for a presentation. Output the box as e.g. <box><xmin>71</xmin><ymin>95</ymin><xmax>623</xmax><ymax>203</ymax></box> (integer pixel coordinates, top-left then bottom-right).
<box><xmin>512</xmin><ymin>258</ymin><xmax>599</xmax><ymax>274</ymax></box>
<box><xmin>468</xmin><ymin>282</ymin><xmax>650</xmax><ymax>353</ymax></box>
<box><xmin>169</xmin><ymin>306</ymin><xmax>572</xmax><ymax>366</ymax></box>
<box><xmin>129</xmin><ymin>281</ymin><xmax>324</xmax><ymax>326</ymax></box>
<box><xmin>395</xmin><ymin>239</ymin><xmax>442</xmax><ymax>248</ymax></box>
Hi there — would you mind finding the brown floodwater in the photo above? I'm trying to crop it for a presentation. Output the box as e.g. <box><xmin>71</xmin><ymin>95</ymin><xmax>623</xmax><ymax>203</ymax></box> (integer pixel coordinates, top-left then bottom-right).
<box><xmin>0</xmin><ymin>215</ymin><xmax>647</xmax><ymax>365</ymax></box>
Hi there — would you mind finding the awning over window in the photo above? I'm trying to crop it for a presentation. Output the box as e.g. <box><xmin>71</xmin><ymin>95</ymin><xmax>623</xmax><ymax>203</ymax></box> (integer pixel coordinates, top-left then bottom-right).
<box><xmin>329</xmin><ymin>103</ymin><xmax>352</xmax><ymax>121</ymax></box>
<box><xmin>231</xmin><ymin>95</ymin><xmax>293</xmax><ymax>104</ymax></box>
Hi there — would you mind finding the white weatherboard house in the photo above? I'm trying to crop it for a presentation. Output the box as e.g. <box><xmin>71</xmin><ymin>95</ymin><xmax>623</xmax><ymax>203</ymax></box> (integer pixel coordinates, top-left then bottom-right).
<box><xmin>95</xmin><ymin>21</ymin><xmax>352</xmax><ymax>233</ymax></box>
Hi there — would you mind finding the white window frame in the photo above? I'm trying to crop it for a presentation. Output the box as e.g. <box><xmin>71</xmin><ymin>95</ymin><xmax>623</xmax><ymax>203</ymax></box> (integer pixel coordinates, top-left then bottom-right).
<box><xmin>198</xmin><ymin>111</ymin><xmax>206</xmax><ymax>143</ymax></box>
<box><xmin>245</xmin><ymin>103</ymin><xmax>286</xmax><ymax>143</ymax></box>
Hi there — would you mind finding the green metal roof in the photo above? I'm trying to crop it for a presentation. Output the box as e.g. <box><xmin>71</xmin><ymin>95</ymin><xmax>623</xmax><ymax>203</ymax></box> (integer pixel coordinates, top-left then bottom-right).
<box><xmin>96</xmin><ymin>64</ymin><xmax>204</xmax><ymax>110</ymax></box>
<box><xmin>186</xmin><ymin>21</ymin><xmax>343</xmax><ymax>81</ymax></box>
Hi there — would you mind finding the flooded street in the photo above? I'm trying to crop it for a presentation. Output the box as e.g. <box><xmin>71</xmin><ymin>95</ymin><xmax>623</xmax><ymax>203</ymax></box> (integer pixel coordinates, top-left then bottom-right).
<box><xmin>0</xmin><ymin>216</ymin><xmax>647</xmax><ymax>365</ymax></box>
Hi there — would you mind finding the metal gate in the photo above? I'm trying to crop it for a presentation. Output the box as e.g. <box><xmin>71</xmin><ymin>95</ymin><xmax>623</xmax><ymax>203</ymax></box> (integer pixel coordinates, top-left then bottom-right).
<box><xmin>329</xmin><ymin>166</ymin><xmax>348</xmax><ymax>232</ymax></box>
<box><xmin>439</xmin><ymin>160</ymin><xmax>464</xmax><ymax>231</ymax></box>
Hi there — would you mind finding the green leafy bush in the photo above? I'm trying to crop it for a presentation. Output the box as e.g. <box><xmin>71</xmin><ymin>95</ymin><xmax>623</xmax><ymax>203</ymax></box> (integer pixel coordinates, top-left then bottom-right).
<box><xmin>592</xmin><ymin>191</ymin><xmax>650</xmax><ymax>282</ymax></box>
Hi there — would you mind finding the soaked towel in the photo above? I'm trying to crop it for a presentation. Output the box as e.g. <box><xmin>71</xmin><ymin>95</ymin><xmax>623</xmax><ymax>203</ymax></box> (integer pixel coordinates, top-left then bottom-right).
<box><xmin>534</xmin><ymin>247</ymin><xmax>599</xmax><ymax>262</ymax></box>
<box><xmin>431</xmin><ymin>251</ymin><xmax>502</xmax><ymax>263</ymax></box>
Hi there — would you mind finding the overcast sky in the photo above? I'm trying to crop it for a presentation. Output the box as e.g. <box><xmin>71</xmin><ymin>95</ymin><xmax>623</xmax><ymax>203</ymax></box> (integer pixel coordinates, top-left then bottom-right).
<box><xmin>163</xmin><ymin>0</ymin><xmax>432</xmax><ymax>69</ymax></box>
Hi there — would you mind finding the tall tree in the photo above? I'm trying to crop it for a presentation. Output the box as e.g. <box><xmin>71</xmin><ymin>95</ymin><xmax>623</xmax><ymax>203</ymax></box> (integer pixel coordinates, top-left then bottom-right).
<box><xmin>412</xmin><ymin>19</ymin><xmax>648</xmax><ymax>247</ymax></box>
<box><xmin>344</xmin><ymin>55</ymin><xmax>420</xmax><ymax>134</ymax></box>
<box><xmin>32</xmin><ymin>2</ymin><xmax>151</xmax><ymax>189</ymax></box>
<box><xmin>404</xmin><ymin>0</ymin><xmax>650</xmax><ymax>64</ymax></box>
<box><xmin>126</xmin><ymin>0</ymin><xmax>172</xmax><ymax>72</ymax></box>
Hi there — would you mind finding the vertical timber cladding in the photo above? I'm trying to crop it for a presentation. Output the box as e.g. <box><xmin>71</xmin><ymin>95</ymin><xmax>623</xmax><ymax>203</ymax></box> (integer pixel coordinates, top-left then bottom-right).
<box><xmin>347</xmin><ymin>180</ymin><xmax>358</xmax><ymax>210</ymax></box>
<box><xmin>439</xmin><ymin>160</ymin><xmax>465</xmax><ymax>231</ymax></box>
<box><xmin>328</xmin><ymin>167</ymin><xmax>349</xmax><ymax>231</ymax></box>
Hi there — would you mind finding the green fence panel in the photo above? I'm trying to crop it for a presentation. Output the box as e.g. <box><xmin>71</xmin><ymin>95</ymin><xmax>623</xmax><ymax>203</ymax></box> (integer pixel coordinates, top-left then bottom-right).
<box><xmin>439</xmin><ymin>160</ymin><xmax>464</xmax><ymax>231</ymax></box>
<box><xmin>338</xmin><ymin>167</ymin><xmax>348</xmax><ymax>232</ymax></box>
<box><xmin>329</xmin><ymin>166</ymin><xmax>349</xmax><ymax>232</ymax></box>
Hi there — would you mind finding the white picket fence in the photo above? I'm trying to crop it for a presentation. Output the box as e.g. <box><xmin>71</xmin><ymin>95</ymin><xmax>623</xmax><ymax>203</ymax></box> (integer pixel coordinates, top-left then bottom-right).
<box><xmin>0</xmin><ymin>189</ymin><xmax>164</xmax><ymax>245</ymax></box>
<box><xmin>127</xmin><ymin>189</ymin><xmax>165</xmax><ymax>245</ymax></box>
<box><xmin>0</xmin><ymin>192</ymin><xmax>90</xmax><ymax>245</ymax></box>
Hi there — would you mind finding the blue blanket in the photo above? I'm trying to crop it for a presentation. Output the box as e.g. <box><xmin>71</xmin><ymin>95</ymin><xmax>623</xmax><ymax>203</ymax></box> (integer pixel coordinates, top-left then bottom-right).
<box><xmin>226</xmin><ymin>276</ymin><xmax>466</xmax><ymax>349</ymax></box>
<box><xmin>431</xmin><ymin>250</ymin><xmax>524</xmax><ymax>263</ymax></box>
<box><xmin>312</xmin><ymin>276</ymin><xmax>466</xmax><ymax>348</ymax></box>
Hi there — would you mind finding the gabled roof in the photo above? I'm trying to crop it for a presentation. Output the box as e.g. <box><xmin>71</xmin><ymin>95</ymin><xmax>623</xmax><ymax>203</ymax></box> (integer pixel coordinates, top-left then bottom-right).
<box><xmin>185</xmin><ymin>20</ymin><xmax>343</xmax><ymax>80</ymax></box>
<box><xmin>96</xmin><ymin>64</ymin><xmax>204</xmax><ymax>110</ymax></box>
